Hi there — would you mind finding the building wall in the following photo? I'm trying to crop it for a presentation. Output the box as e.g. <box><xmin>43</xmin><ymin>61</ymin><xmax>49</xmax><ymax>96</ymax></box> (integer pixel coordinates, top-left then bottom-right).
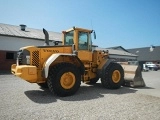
<box><xmin>0</xmin><ymin>35</ymin><xmax>55</xmax><ymax>71</ymax></box>
<box><xmin>0</xmin><ymin>50</ymin><xmax>16</xmax><ymax>71</ymax></box>
<box><xmin>0</xmin><ymin>36</ymin><xmax>50</xmax><ymax>51</ymax></box>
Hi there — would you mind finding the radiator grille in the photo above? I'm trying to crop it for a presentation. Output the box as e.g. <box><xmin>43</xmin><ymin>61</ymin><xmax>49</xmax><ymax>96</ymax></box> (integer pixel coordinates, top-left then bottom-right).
<box><xmin>32</xmin><ymin>51</ymin><xmax>40</xmax><ymax>67</ymax></box>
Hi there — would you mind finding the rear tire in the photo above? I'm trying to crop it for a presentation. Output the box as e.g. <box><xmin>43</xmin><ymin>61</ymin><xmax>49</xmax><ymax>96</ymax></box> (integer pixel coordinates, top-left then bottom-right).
<box><xmin>101</xmin><ymin>62</ymin><xmax>124</xmax><ymax>89</ymax></box>
<box><xmin>47</xmin><ymin>63</ymin><xmax>81</xmax><ymax>97</ymax></box>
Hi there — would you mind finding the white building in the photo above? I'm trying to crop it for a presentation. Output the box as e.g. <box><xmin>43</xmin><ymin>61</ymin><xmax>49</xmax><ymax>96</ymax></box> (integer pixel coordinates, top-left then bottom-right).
<box><xmin>0</xmin><ymin>23</ymin><xmax>62</xmax><ymax>71</ymax></box>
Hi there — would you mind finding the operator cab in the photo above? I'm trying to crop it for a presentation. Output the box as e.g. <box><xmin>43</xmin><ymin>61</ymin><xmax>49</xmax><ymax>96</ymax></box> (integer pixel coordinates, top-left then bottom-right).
<box><xmin>63</xmin><ymin>27</ymin><xmax>95</xmax><ymax>51</ymax></box>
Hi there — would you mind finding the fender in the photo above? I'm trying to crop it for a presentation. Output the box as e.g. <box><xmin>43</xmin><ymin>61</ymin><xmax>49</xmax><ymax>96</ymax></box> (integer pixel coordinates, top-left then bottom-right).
<box><xmin>97</xmin><ymin>59</ymin><xmax>115</xmax><ymax>78</ymax></box>
<box><xmin>43</xmin><ymin>53</ymin><xmax>85</xmax><ymax>78</ymax></box>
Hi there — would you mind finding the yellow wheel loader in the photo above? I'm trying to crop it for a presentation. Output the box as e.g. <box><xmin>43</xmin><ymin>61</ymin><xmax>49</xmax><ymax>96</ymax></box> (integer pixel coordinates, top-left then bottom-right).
<box><xmin>11</xmin><ymin>27</ymin><xmax>144</xmax><ymax>97</ymax></box>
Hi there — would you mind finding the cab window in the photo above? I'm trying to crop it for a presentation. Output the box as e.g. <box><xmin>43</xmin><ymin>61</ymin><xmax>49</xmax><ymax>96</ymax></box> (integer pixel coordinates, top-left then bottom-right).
<box><xmin>64</xmin><ymin>31</ymin><xmax>74</xmax><ymax>45</ymax></box>
<box><xmin>78</xmin><ymin>32</ymin><xmax>88</xmax><ymax>50</ymax></box>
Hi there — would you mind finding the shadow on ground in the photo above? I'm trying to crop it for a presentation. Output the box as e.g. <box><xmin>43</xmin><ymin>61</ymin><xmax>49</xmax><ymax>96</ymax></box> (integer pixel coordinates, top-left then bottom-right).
<box><xmin>24</xmin><ymin>89</ymin><xmax>57</xmax><ymax>104</ymax></box>
<box><xmin>24</xmin><ymin>83</ymin><xmax>138</xmax><ymax>104</ymax></box>
<box><xmin>0</xmin><ymin>71</ymin><xmax>11</xmax><ymax>75</ymax></box>
<box><xmin>133</xmin><ymin>86</ymin><xmax>155</xmax><ymax>89</ymax></box>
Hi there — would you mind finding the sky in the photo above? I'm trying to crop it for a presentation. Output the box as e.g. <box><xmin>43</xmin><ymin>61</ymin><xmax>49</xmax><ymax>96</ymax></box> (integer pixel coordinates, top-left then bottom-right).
<box><xmin>0</xmin><ymin>0</ymin><xmax>160</xmax><ymax>49</ymax></box>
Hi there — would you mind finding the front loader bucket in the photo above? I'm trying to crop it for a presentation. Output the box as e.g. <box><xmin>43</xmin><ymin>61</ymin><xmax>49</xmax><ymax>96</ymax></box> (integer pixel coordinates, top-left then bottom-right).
<box><xmin>121</xmin><ymin>64</ymin><xmax>146</xmax><ymax>87</ymax></box>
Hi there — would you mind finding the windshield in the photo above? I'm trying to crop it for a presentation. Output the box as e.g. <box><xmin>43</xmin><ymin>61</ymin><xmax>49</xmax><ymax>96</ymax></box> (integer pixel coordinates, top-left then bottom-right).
<box><xmin>78</xmin><ymin>32</ymin><xmax>92</xmax><ymax>50</ymax></box>
<box><xmin>64</xmin><ymin>30</ymin><xmax>74</xmax><ymax>45</ymax></box>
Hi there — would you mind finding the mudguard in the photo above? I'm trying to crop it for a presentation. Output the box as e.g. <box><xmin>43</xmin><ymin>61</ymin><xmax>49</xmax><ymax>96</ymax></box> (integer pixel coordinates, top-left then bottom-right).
<box><xmin>43</xmin><ymin>53</ymin><xmax>85</xmax><ymax>78</ymax></box>
<box><xmin>97</xmin><ymin>59</ymin><xmax>115</xmax><ymax>78</ymax></box>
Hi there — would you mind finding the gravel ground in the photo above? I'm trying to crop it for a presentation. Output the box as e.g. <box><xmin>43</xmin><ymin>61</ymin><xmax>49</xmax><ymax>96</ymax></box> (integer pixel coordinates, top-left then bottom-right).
<box><xmin>0</xmin><ymin>71</ymin><xmax>160</xmax><ymax>120</ymax></box>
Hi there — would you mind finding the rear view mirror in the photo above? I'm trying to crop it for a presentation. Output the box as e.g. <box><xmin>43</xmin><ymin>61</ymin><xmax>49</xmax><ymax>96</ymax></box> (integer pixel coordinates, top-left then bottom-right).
<box><xmin>91</xmin><ymin>30</ymin><xmax>96</xmax><ymax>39</ymax></box>
<box><xmin>93</xmin><ymin>30</ymin><xmax>96</xmax><ymax>39</ymax></box>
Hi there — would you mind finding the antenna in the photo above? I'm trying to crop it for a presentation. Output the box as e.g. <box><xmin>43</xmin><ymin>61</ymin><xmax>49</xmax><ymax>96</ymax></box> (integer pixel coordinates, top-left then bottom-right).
<box><xmin>91</xmin><ymin>19</ymin><xmax>93</xmax><ymax>30</ymax></box>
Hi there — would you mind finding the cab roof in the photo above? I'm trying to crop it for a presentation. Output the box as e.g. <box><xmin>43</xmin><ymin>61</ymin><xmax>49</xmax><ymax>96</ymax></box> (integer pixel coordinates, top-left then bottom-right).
<box><xmin>64</xmin><ymin>27</ymin><xmax>93</xmax><ymax>33</ymax></box>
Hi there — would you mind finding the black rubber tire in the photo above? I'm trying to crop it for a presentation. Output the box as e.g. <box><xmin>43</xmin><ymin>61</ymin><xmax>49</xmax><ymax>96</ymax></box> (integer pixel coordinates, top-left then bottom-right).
<box><xmin>37</xmin><ymin>82</ymin><xmax>48</xmax><ymax>88</ymax></box>
<box><xmin>47</xmin><ymin>63</ymin><xmax>81</xmax><ymax>97</ymax></box>
<box><xmin>101</xmin><ymin>62</ymin><xmax>124</xmax><ymax>89</ymax></box>
<box><xmin>88</xmin><ymin>77</ymin><xmax>99</xmax><ymax>84</ymax></box>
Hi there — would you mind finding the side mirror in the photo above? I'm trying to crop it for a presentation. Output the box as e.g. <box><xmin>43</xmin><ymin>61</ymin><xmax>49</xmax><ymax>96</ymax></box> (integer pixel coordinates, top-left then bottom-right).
<box><xmin>91</xmin><ymin>30</ymin><xmax>96</xmax><ymax>39</ymax></box>
<box><xmin>93</xmin><ymin>30</ymin><xmax>96</xmax><ymax>39</ymax></box>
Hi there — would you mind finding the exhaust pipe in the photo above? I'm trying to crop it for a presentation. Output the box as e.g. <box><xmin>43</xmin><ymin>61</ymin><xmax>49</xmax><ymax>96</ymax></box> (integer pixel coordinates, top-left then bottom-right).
<box><xmin>43</xmin><ymin>28</ymin><xmax>49</xmax><ymax>46</ymax></box>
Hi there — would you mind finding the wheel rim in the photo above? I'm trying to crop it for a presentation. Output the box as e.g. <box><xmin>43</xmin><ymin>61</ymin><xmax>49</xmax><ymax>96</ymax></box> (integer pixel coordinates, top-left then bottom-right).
<box><xmin>112</xmin><ymin>70</ymin><xmax>121</xmax><ymax>83</ymax></box>
<box><xmin>60</xmin><ymin>72</ymin><xmax>76</xmax><ymax>89</ymax></box>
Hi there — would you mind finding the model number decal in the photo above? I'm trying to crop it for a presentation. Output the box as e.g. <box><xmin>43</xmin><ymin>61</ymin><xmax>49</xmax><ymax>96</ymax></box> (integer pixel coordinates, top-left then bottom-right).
<box><xmin>43</xmin><ymin>49</ymin><xmax>59</xmax><ymax>53</ymax></box>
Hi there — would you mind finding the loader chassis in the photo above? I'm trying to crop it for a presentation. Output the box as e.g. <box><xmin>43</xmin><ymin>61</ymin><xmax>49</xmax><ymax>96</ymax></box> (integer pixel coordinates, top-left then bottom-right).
<box><xmin>11</xmin><ymin>27</ymin><xmax>125</xmax><ymax>97</ymax></box>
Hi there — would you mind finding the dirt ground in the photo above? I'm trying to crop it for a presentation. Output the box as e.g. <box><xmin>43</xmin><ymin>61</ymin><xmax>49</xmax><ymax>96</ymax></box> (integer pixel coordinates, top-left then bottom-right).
<box><xmin>0</xmin><ymin>71</ymin><xmax>160</xmax><ymax>120</ymax></box>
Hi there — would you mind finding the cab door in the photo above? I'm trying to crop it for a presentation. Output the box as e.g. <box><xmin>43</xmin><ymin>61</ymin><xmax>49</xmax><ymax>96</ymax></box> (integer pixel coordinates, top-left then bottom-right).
<box><xmin>77</xmin><ymin>31</ymin><xmax>92</xmax><ymax>61</ymax></box>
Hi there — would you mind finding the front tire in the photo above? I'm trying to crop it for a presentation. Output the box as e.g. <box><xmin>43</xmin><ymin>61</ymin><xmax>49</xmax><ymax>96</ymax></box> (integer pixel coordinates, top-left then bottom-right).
<box><xmin>101</xmin><ymin>62</ymin><xmax>124</xmax><ymax>89</ymax></box>
<box><xmin>37</xmin><ymin>82</ymin><xmax>48</xmax><ymax>88</ymax></box>
<box><xmin>47</xmin><ymin>63</ymin><xmax>81</xmax><ymax>97</ymax></box>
